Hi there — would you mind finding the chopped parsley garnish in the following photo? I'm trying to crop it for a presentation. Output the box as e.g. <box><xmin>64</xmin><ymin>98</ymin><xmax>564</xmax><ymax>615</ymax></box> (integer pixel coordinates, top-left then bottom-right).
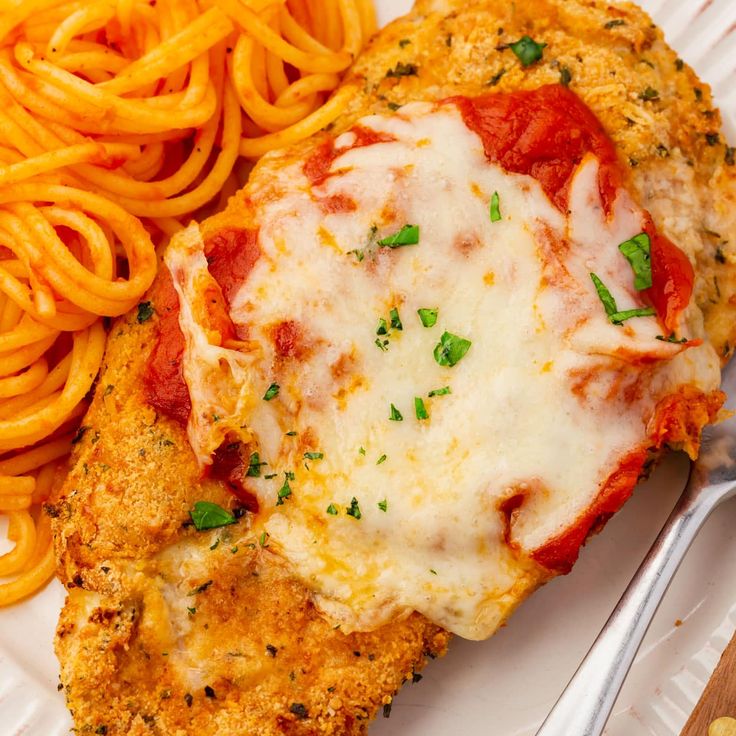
<box><xmin>348</xmin><ymin>248</ymin><xmax>365</xmax><ymax>262</ymax></box>
<box><xmin>656</xmin><ymin>333</ymin><xmax>688</xmax><ymax>344</ymax></box>
<box><xmin>618</xmin><ymin>232</ymin><xmax>652</xmax><ymax>290</ymax></box>
<box><xmin>375</xmin><ymin>337</ymin><xmax>389</xmax><ymax>351</ymax></box>
<box><xmin>376</xmin><ymin>317</ymin><xmax>388</xmax><ymax>335</ymax></box>
<box><xmin>589</xmin><ymin>273</ymin><xmax>617</xmax><ymax>317</ymax></box>
<box><xmin>246</xmin><ymin>451</ymin><xmax>266</xmax><ymax>477</ymax></box>
<box><xmin>390</xmin><ymin>307</ymin><xmax>403</xmax><ymax>330</ymax></box>
<box><xmin>509</xmin><ymin>35</ymin><xmax>546</xmax><ymax>67</ymax></box>
<box><xmin>263</xmin><ymin>383</ymin><xmax>280</xmax><ymax>401</ymax></box>
<box><xmin>386</xmin><ymin>61</ymin><xmax>418</xmax><ymax>78</ymax></box>
<box><xmin>359</xmin><ymin>446</ymin><xmax>366</xmax><ymax>455</ymax></box>
<box><xmin>389</xmin><ymin>403</ymin><xmax>403</xmax><ymax>421</ymax></box>
<box><xmin>376</xmin><ymin>454</ymin><xmax>387</xmax><ymax>465</ymax></box>
<box><xmin>346</xmin><ymin>497</ymin><xmax>362</xmax><ymax>519</ymax></box>
<box><xmin>264</xmin><ymin>473</ymin><xmax>277</xmax><ymax>479</ymax></box>
<box><xmin>706</xmin><ymin>132</ymin><xmax>719</xmax><ymax>146</ymax></box>
<box><xmin>398</xmin><ymin>38</ymin><xmax>411</xmax><ymax>47</ymax></box>
<box><xmin>428</xmin><ymin>386</ymin><xmax>451</xmax><ymax>397</ymax></box>
<box><xmin>559</xmin><ymin>66</ymin><xmax>572</xmax><ymax>86</ymax></box>
<box><xmin>190</xmin><ymin>501</ymin><xmax>236</xmax><ymax>531</ymax></box>
<box><xmin>378</xmin><ymin>224</ymin><xmax>419</xmax><ymax>247</ymax></box>
<box><xmin>609</xmin><ymin>307</ymin><xmax>656</xmax><ymax>324</ymax></box>
<box><xmin>276</xmin><ymin>474</ymin><xmax>292</xmax><ymax>505</ymax></box>
<box><xmin>259</xmin><ymin>531</ymin><xmax>269</xmax><ymax>547</ymax></box>
<box><xmin>417</xmin><ymin>308</ymin><xmax>438</xmax><ymax>327</ymax></box>
<box><xmin>190</xmin><ymin>580</ymin><xmax>213</xmax><ymax>595</ymax></box>
<box><xmin>639</xmin><ymin>86</ymin><xmax>660</xmax><ymax>101</ymax></box>
<box><xmin>604</xmin><ymin>18</ymin><xmax>626</xmax><ymax>29</ymax></box>
<box><xmin>304</xmin><ymin>452</ymin><xmax>324</xmax><ymax>460</ymax></box>
<box><xmin>726</xmin><ymin>147</ymin><xmax>735</xmax><ymax>166</ymax></box>
<box><xmin>489</xmin><ymin>191</ymin><xmax>502</xmax><ymax>222</ymax></box>
<box><xmin>414</xmin><ymin>397</ymin><xmax>428</xmax><ymax>420</ymax></box>
<box><xmin>187</xmin><ymin>606</ymin><xmax>196</xmax><ymax>616</ymax></box>
<box><xmin>285</xmin><ymin>430</ymin><xmax>297</xmax><ymax>436</ymax></box>
<box><xmin>487</xmin><ymin>68</ymin><xmax>506</xmax><ymax>86</ymax></box>
<box><xmin>433</xmin><ymin>331</ymin><xmax>472</xmax><ymax>367</ymax></box>
<box><xmin>378</xmin><ymin>499</ymin><xmax>388</xmax><ymax>512</ymax></box>
<box><xmin>136</xmin><ymin>301</ymin><xmax>154</xmax><ymax>323</ymax></box>
<box><xmin>429</xmin><ymin>569</ymin><xmax>437</xmax><ymax>575</ymax></box>
<box><xmin>326</xmin><ymin>503</ymin><xmax>338</xmax><ymax>515</ymax></box>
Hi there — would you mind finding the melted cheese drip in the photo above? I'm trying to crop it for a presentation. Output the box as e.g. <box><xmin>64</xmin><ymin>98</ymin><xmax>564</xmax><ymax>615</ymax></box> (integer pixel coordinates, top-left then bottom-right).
<box><xmin>167</xmin><ymin>102</ymin><xmax>720</xmax><ymax>639</ymax></box>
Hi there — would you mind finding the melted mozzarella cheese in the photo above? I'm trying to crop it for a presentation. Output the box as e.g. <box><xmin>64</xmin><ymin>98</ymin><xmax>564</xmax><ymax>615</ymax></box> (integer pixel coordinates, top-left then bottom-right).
<box><xmin>167</xmin><ymin>102</ymin><xmax>720</xmax><ymax>639</ymax></box>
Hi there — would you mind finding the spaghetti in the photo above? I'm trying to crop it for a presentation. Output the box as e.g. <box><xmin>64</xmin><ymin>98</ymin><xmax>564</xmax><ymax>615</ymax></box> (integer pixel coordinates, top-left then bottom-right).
<box><xmin>0</xmin><ymin>0</ymin><xmax>375</xmax><ymax>605</ymax></box>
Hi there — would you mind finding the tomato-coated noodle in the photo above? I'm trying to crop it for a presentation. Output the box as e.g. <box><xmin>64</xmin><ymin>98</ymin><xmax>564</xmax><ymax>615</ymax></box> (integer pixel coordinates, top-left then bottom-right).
<box><xmin>0</xmin><ymin>0</ymin><xmax>374</xmax><ymax>606</ymax></box>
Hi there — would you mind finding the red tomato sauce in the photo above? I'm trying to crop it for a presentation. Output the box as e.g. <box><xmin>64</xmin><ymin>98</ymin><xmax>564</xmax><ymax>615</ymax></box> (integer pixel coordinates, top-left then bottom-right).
<box><xmin>531</xmin><ymin>449</ymin><xmax>647</xmax><ymax>573</ymax></box>
<box><xmin>449</xmin><ymin>85</ymin><xmax>692</xmax><ymax>332</ymax></box>
<box><xmin>449</xmin><ymin>85</ymin><xmax>622</xmax><ymax>214</ymax></box>
<box><xmin>209</xmin><ymin>441</ymin><xmax>260</xmax><ymax>512</ymax></box>
<box><xmin>532</xmin><ymin>387</ymin><xmax>722</xmax><ymax>573</ymax></box>
<box><xmin>303</xmin><ymin>125</ymin><xmax>397</xmax><ymax>186</ymax></box>
<box><xmin>143</xmin><ymin>269</ymin><xmax>191</xmax><ymax>425</ymax></box>
<box><xmin>143</xmin><ymin>227</ymin><xmax>260</xmax><ymax>427</ymax></box>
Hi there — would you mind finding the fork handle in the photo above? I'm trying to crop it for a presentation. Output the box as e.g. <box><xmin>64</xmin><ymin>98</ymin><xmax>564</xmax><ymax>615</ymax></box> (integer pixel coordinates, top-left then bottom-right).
<box><xmin>535</xmin><ymin>470</ymin><xmax>731</xmax><ymax>736</ymax></box>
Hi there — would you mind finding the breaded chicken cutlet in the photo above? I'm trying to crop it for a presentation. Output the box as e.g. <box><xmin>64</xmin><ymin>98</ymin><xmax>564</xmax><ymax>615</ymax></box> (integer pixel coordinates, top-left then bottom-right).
<box><xmin>51</xmin><ymin>1</ymin><xmax>736</xmax><ymax>734</ymax></box>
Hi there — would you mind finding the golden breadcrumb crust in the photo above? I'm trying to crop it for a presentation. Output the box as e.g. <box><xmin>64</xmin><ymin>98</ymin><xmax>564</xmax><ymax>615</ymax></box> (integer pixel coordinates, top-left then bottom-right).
<box><xmin>51</xmin><ymin>1</ymin><xmax>736</xmax><ymax>735</ymax></box>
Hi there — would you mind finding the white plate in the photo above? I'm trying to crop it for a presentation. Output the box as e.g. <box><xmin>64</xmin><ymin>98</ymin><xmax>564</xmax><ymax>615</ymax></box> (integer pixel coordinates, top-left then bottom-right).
<box><xmin>1</xmin><ymin>1</ymin><xmax>735</xmax><ymax>734</ymax></box>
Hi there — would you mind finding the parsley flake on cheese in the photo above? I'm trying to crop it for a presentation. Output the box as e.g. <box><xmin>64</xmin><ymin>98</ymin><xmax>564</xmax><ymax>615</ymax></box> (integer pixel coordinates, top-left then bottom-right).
<box><xmin>433</xmin><ymin>331</ymin><xmax>472</xmax><ymax>367</ymax></box>
<box><xmin>414</xmin><ymin>397</ymin><xmax>429</xmax><ymax>420</ymax></box>
<box><xmin>246</xmin><ymin>451</ymin><xmax>266</xmax><ymax>477</ymax></box>
<box><xmin>378</xmin><ymin>224</ymin><xmax>419</xmax><ymax>247</ymax></box>
<box><xmin>417</xmin><ymin>308</ymin><xmax>438</xmax><ymax>327</ymax></box>
<box><xmin>490</xmin><ymin>191</ymin><xmax>502</xmax><ymax>222</ymax></box>
<box><xmin>276</xmin><ymin>474</ymin><xmax>292</xmax><ymax>506</ymax></box>
<box><xmin>263</xmin><ymin>383</ymin><xmax>280</xmax><ymax>401</ymax></box>
<box><xmin>346</xmin><ymin>497</ymin><xmax>362</xmax><ymax>520</ymax></box>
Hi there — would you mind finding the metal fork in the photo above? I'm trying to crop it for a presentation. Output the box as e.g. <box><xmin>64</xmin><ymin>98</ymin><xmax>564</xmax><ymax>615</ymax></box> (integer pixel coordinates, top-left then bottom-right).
<box><xmin>536</xmin><ymin>361</ymin><xmax>736</xmax><ymax>736</ymax></box>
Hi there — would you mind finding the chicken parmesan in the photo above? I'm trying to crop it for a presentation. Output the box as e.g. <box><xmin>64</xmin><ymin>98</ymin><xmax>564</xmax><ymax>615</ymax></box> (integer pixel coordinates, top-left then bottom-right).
<box><xmin>51</xmin><ymin>0</ymin><xmax>736</xmax><ymax>734</ymax></box>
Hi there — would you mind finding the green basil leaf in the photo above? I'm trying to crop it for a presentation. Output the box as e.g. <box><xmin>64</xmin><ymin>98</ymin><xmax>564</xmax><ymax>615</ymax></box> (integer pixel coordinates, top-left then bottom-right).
<box><xmin>589</xmin><ymin>273</ymin><xmax>618</xmax><ymax>316</ymax></box>
<box><xmin>190</xmin><ymin>501</ymin><xmax>236</xmax><ymax>531</ymax></box>
<box><xmin>618</xmin><ymin>233</ymin><xmax>652</xmax><ymax>290</ymax></box>
<box><xmin>609</xmin><ymin>307</ymin><xmax>656</xmax><ymax>324</ymax></box>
